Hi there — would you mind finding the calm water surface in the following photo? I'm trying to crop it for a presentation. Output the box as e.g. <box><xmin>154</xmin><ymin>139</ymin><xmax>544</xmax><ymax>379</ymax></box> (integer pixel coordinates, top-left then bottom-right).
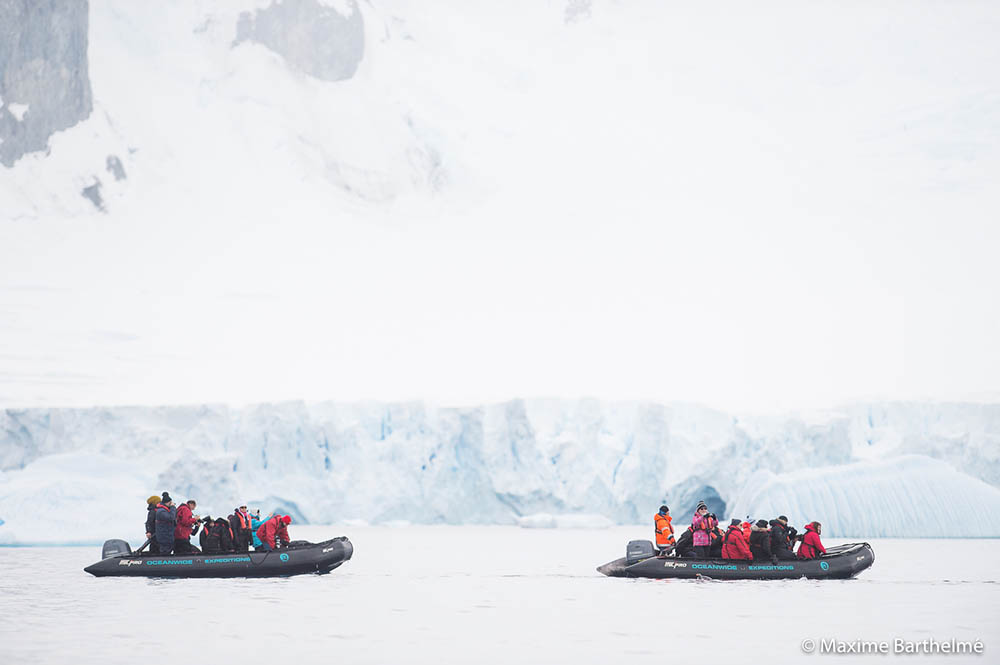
<box><xmin>1</xmin><ymin>527</ymin><xmax>996</xmax><ymax>664</ymax></box>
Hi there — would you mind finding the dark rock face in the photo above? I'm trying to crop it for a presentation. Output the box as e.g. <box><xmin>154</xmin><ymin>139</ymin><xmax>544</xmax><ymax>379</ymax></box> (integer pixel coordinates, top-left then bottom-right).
<box><xmin>81</xmin><ymin>178</ymin><xmax>102</xmax><ymax>210</ymax></box>
<box><xmin>234</xmin><ymin>0</ymin><xmax>364</xmax><ymax>82</ymax></box>
<box><xmin>0</xmin><ymin>0</ymin><xmax>93</xmax><ymax>167</ymax></box>
<box><xmin>106</xmin><ymin>154</ymin><xmax>126</xmax><ymax>180</ymax></box>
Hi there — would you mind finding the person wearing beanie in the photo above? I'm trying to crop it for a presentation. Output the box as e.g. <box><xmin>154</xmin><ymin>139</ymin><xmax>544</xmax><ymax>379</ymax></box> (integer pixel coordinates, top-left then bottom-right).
<box><xmin>722</xmin><ymin>518</ymin><xmax>753</xmax><ymax>560</ymax></box>
<box><xmin>749</xmin><ymin>519</ymin><xmax>773</xmax><ymax>562</ymax></box>
<box><xmin>769</xmin><ymin>517</ymin><xmax>797</xmax><ymax>560</ymax></box>
<box><xmin>255</xmin><ymin>513</ymin><xmax>292</xmax><ymax>552</ymax></box>
<box><xmin>153</xmin><ymin>494</ymin><xmax>176</xmax><ymax>554</ymax></box>
<box><xmin>691</xmin><ymin>501</ymin><xmax>717</xmax><ymax>558</ymax></box>
<box><xmin>654</xmin><ymin>505</ymin><xmax>675</xmax><ymax>554</ymax></box>
<box><xmin>144</xmin><ymin>495</ymin><xmax>161</xmax><ymax>553</ymax></box>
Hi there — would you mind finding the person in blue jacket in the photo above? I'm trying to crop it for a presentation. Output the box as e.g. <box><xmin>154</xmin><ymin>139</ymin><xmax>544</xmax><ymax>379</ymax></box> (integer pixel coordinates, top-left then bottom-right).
<box><xmin>154</xmin><ymin>493</ymin><xmax>177</xmax><ymax>554</ymax></box>
<box><xmin>250</xmin><ymin>510</ymin><xmax>274</xmax><ymax>549</ymax></box>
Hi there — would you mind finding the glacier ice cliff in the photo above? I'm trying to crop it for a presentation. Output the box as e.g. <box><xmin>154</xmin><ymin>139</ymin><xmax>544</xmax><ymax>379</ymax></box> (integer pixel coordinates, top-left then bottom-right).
<box><xmin>0</xmin><ymin>0</ymin><xmax>92</xmax><ymax>166</ymax></box>
<box><xmin>1</xmin><ymin>399</ymin><xmax>998</xmax><ymax>543</ymax></box>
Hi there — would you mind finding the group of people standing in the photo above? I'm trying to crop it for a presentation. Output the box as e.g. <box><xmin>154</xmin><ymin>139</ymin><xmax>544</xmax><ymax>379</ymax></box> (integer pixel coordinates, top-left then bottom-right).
<box><xmin>653</xmin><ymin>502</ymin><xmax>826</xmax><ymax>562</ymax></box>
<box><xmin>143</xmin><ymin>492</ymin><xmax>293</xmax><ymax>555</ymax></box>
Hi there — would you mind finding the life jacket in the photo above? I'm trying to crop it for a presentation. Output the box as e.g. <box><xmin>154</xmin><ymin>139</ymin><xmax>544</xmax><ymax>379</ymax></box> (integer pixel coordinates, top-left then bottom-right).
<box><xmin>235</xmin><ymin>510</ymin><xmax>250</xmax><ymax>532</ymax></box>
<box><xmin>654</xmin><ymin>513</ymin><xmax>675</xmax><ymax>546</ymax></box>
<box><xmin>230</xmin><ymin>511</ymin><xmax>251</xmax><ymax>542</ymax></box>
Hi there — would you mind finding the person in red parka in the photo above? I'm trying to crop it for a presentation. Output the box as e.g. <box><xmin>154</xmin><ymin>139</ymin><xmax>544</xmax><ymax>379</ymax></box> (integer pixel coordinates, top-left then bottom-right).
<box><xmin>256</xmin><ymin>514</ymin><xmax>292</xmax><ymax>551</ymax></box>
<box><xmin>797</xmin><ymin>521</ymin><xmax>827</xmax><ymax>559</ymax></box>
<box><xmin>173</xmin><ymin>499</ymin><xmax>200</xmax><ymax>553</ymax></box>
<box><xmin>721</xmin><ymin>518</ymin><xmax>753</xmax><ymax>560</ymax></box>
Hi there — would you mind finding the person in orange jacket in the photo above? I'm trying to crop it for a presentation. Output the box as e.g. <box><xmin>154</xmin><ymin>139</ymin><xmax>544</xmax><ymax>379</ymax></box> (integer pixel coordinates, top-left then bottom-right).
<box><xmin>797</xmin><ymin>521</ymin><xmax>827</xmax><ymax>559</ymax></box>
<box><xmin>256</xmin><ymin>514</ymin><xmax>292</xmax><ymax>552</ymax></box>
<box><xmin>654</xmin><ymin>505</ymin><xmax>675</xmax><ymax>554</ymax></box>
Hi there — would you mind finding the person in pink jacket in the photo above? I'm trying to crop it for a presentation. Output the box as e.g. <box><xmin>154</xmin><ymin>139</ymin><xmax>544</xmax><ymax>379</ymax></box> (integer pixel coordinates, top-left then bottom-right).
<box><xmin>691</xmin><ymin>501</ymin><xmax>717</xmax><ymax>558</ymax></box>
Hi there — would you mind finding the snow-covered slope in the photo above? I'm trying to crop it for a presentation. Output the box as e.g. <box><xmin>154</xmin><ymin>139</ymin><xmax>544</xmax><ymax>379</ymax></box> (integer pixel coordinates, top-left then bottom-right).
<box><xmin>1</xmin><ymin>400</ymin><xmax>997</xmax><ymax>543</ymax></box>
<box><xmin>2</xmin><ymin>1</ymin><xmax>1000</xmax><ymax>413</ymax></box>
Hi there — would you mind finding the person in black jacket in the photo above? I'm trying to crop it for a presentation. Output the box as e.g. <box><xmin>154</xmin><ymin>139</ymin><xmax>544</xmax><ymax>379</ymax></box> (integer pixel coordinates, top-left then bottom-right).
<box><xmin>769</xmin><ymin>517</ymin><xmax>797</xmax><ymax>560</ymax></box>
<box><xmin>749</xmin><ymin>519</ymin><xmax>773</xmax><ymax>562</ymax></box>
<box><xmin>708</xmin><ymin>517</ymin><xmax>724</xmax><ymax>558</ymax></box>
<box><xmin>229</xmin><ymin>506</ymin><xmax>253</xmax><ymax>552</ymax></box>
<box><xmin>674</xmin><ymin>526</ymin><xmax>695</xmax><ymax>557</ymax></box>
<box><xmin>200</xmin><ymin>517</ymin><xmax>236</xmax><ymax>554</ymax></box>
<box><xmin>144</xmin><ymin>495</ymin><xmax>161</xmax><ymax>553</ymax></box>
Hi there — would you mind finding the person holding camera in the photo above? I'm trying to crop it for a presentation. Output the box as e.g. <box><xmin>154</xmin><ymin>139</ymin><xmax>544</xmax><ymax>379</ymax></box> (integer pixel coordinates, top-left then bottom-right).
<box><xmin>769</xmin><ymin>516</ymin><xmax>798</xmax><ymax>560</ymax></box>
<box><xmin>256</xmin><ymin>514</ymin><xmax>292</xmax><ymax>552</ymax></box>
<box><xmin>173</xmin><ymin>499</ymin><xmax>200</xmax><ymax>553</ymax></box>
<box><xmin>691</xmin><ymin>501</ymin><xmax>717</xmax><ymax>558</ymax></box>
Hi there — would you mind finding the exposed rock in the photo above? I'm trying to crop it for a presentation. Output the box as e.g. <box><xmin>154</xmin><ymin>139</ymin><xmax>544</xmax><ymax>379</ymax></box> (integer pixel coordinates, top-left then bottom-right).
<box><xmin>81</xmin><ymin>178</ymin><xmax>102</xmax><ymax>210</ymax></box>
<box><xmin>105</xmin><ymin>154</ymin><xmax>126</xmax><ymax>181</ymax></box>
<box><xmin>234</xmin><ymin>0</ymin><xmax>364</xmax><ymax>82</ymax></box>
<box><xmin>0</xmin><ymin>0</ymin><xmax>93</xmax><ymax>167</ymax></box>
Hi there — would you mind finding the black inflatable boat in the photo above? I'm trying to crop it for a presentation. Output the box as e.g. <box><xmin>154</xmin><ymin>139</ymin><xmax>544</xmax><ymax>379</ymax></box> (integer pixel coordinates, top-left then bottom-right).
<box><xmin>84</xmin><ymin>536</ymin><xmax>353</xmax><ymax>578</ymax></box>
<box><xmin>597</xmin><ymin>540</ymin><xmax>874</xmax><ymax>580</ymax></box>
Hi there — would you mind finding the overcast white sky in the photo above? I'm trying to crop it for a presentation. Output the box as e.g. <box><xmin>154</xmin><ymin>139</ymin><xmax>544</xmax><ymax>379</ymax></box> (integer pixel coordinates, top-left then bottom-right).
<box><xmin>1</xmin><ymin>0</ymin><xmax>998</xmax><ymax>413</ymax></box>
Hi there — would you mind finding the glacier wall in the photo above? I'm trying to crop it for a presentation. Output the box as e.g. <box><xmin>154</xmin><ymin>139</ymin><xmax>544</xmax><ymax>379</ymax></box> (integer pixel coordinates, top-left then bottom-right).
<box><xmin>0</xmin><ymin>0</ymin><xmax>92</xmax><ymax>166</ymax></box>
<box><xmin>1</xmin><ymin>399</ymin><xmax>998</xmax><ymax>543</ymax></box>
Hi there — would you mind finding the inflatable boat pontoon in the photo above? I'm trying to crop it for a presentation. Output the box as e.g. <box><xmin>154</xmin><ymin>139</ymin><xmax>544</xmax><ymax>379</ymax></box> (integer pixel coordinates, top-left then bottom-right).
<box><xmin>598</xmin><ymin>541</ymin><xmax>874</xmax><ymax>580</ymax></box>
<box><xmin>84</xmin><ymin>536</ymin><xmax>353</xmax><ymax>578</ymax></box>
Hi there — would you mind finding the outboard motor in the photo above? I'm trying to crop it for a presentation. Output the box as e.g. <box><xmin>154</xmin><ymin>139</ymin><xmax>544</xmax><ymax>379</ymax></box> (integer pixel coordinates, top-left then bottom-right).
<box><xmin>626</xmin><ymin>539</ymin><xmax>655</xmax><ymax>565</ymax></box>
<box><xmin>101</xmin><ymin>539</ymin><xmax>133</xmax><ymax>560</ymax></box>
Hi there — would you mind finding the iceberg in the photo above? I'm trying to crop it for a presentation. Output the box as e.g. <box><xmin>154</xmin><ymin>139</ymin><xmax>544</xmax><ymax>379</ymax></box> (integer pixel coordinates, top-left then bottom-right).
<box><xmin>729</xmin><ymin>456</ymin><xmax>1000</xmax><ymax>538</ymax></box>
<box><xmin>1</xmin><ymin>400</ymin><xmax>998</xmax><ymax>543</ymax></box>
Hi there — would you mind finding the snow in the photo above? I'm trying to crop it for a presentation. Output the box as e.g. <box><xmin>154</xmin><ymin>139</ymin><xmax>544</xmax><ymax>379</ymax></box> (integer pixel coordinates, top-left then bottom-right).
<box><xmin>516</xmin><ymin>513</ymin><xmax>614</xmax><ymax>529</ymax></box>
<box><xmin>6</xmin><ymin>103</ymin><xmax>28</xmax><ymax>122</ymax></box>
<box><xmin>1</xmin><ymin>400</ymin><xmax>998</xmax><ymax>543</ymax></box>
